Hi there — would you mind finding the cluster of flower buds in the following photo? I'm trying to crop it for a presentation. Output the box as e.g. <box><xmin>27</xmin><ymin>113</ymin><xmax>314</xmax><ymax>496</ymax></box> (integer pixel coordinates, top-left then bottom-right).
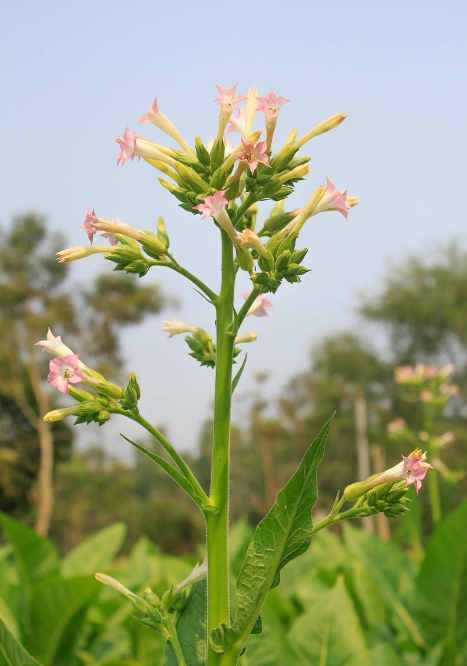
<box><xmin>35</xmin><ymin>329</ymin><xmax>142</xmax><ymax>423</ymax></box>
<box><xmin>394</xmin><ymin>363</ymin><xmax>459</xmax><ymax>407</ymax></box>
<box><xmin>344</xmin><ymin>448</ymin><xmax>432</xmax><ymax>500</ymax></box>
<box><xmin>95</xmin><ymin>557</ymin><xmax>207</xmax><ymax>635</ymax></box>
<box><xmin>360</xmin><ymin>481</ymin><xmax>412</xmax><ymax>519</ymax></box>
<box><xmin>162</xmin><ymin>319</ymin><xmax>255</xmax><ymax>369</ymax></box>
<box><xmin>55</xmin><ymin>84</ymin><xmax>358</xmax><ymax>297</ymax></box>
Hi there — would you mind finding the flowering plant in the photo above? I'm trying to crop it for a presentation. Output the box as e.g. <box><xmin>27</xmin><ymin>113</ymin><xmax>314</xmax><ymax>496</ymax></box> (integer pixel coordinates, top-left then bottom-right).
<box><xmin>36</xmin><ymin>85</ymin><xmax>431</xmax><ymax>665</ymax></box>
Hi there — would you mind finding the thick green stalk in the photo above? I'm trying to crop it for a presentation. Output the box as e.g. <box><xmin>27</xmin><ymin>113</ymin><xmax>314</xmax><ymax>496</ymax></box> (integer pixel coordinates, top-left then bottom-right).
<box><xmin>423</xmin><ymin>409</ymin><xmax>442</xmax><ymax>525</ymax></box>
<box><xmin>206</xmin><ymin>230</ymin><xmax>236</xmax><ymax>665</ymax></box>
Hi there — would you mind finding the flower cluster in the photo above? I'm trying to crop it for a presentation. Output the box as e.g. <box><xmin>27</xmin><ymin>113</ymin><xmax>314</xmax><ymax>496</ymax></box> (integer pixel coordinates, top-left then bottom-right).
<box><xmin>54</xmin><ymin>84</ymin><xmax>358</xmax><ymax>300</ymax></box>
<box><xmin>344</xmin><ymin>448</ymin><xmax>432</xmax><ymax>500</ymax></box>
<box><xmin>35</xmin><ymin>329</ymin><xmax>140</xmax><ymax>424</ymax></box>
<box><xmin>394</xmin><ymin>363</ymin><xmax>459</xmax><ymax>407</ymax></box>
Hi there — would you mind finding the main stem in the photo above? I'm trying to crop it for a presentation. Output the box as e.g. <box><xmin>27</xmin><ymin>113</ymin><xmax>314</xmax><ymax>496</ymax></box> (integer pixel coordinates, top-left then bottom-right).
<box><xmin>206</xmin><ymin>230</ymin><xmax>236</xmax><ymax>665</ymax></box>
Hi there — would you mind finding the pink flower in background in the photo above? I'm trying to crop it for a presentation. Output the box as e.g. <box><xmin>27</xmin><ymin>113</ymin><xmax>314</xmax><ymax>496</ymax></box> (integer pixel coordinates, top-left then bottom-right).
<box><xmin>235</xmin><ymin>138</ymin><xmax>270</xmax><ymax>173</ymax></box>
<box><xmin>194</xmin><ymin>191</ymin><xmax>228</xmax><ymax>219</ymax></box>
<box><xmin>256</xmin><ymin>91</ymin><xmax>290</xmax><ymax>117</ymax></box>
<box><xmin>243</xmin><ymin>292</ymin><xmax>273</xmax><ymax>317</ymax></box>
<box><xmin>386</xmin><ymin>417</ymin><xmax>407</xmax><ymax>435</ymax></box>
<box><xmin>394</xmin><ymin>365</ymin><xmax>415</xmax><ymax>383</ymax></box>
<box><xmin>116</xmin><ymin>126</ymin><xmax>141</xmax><ymax>165</ymax></box>
<box><xmin>47</xmin><ymin>355</ymin><xmax>85</xmax><ymax>394</ymax></box>
<box><xmin>215</xmin><ymin>84</ymin><xmax>246</xmax><ymax>110</ymax></box>
<box><xmin>226</xmin><ymin>108</ymin><xmax>247</xmax><ymax>136</ymax></box>
<box><xmin>313</xmin><ymin>177</ymin><xmax>350</xmax><ymax>219</ymax></box>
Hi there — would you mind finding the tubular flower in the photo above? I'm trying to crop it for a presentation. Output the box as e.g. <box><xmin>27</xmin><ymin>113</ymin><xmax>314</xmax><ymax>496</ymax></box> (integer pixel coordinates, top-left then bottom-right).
<box><xmin>81</xmin><ymin>207</ymin><xmax>119</xmax><ymax>245</ymax></box>
<box><xmin>215</xmin><ymin>84</ymin><xmax>247</xmax><ymax>141</ymax></box>
<box><xmin>35</xmin><ymin>329</ymin><xmax>79</xmax><ymax>361</ymax></box>
<box><xmin>56</xmin><ymin>246</ymin><xmax>118</xmax><ymax>263</ymax></box>
<box><xmin>136</xmin><ymin>98</ymin><xmax>192</xmax><ymax>152</ymax></box>
<box><xmin>235</xmin><ymin>229</ymin><xmax>270</xmax><ymax>259</ymax></box>
<box><xmin>226</xmin><ymin>108</ymin><xmax>247</xmax><ymax>136</ymax></box>
<box><xmin>162</xmin><ymin>320</ymin><xmax>198</xmax><ymax>338</ymax></box>
<box><xmin>215</xmin><ymin>84</ymin><xmax>246</xmax><ymax>111</ymax></box>
<box><xmin>234</xmin><ymin>332</ymin><xmax>259</xmax><ymax>344</ymax></box>
<box><xmin>235</xmin><ymin>138</ymin><xmax>270</xmax><ymax>174</ymax></box>
<box><xmin>174</xmin><ymin>557</ymin><xmax>208</xmax><ymax>596</ymax></box>
<box><xmin>47</xmin><ymin>355</ymin><xmax>86</xmax><ymax>394</ymax></box>
<box><xmin>243</xmin><ymin>292</ymin><xmax>273</xmax><ymax>317</ymax></box>
<box><xmin>312</xmin><ymin>177</ymin><xmax>355</xmax><ymax>220</ymax></box>
<box><xmin>344</xmin><ymin>449</ymin><xmax>432</xmax><ymax>499</ymax></box>
<box><xmin>116</xmin><ymin>127</ymin><xmax>176</xmax><ymax>167</ymax></box>
<box><xmin>193</xmin><ymin>191</ymin><xmax>237</xmax><ymax>241</ymax></box>
<box><xmin>256</xmin><ymin>91</ymin><xmax>290</xmax><ymax>117</ymax></box>
<box><xmin>256</xmin><ymin>91</ymin><xmax>290</xmax><ymax>150</ymax></box>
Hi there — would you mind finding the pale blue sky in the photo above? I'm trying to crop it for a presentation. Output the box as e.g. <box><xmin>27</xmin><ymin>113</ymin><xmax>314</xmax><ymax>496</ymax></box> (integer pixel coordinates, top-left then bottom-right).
<box><xmin>2</xmin><ymin>0</ymin><xmax>467</xmax><ymax>457</ymax></box>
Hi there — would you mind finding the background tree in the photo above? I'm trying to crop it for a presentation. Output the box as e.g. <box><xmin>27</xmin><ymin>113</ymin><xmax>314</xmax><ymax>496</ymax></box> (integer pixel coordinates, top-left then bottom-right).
<box><xmin>0</xmin><ymin>212</ymin><xmax>171</xmax><ymax>535</ymax></box>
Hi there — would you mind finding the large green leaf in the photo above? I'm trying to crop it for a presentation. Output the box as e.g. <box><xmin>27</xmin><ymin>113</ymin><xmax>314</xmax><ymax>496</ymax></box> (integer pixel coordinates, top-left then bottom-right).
<box><xmin>211</xmin><ymin>417</ymin><xmax>332</xmax><ymax>655</ymax></box>
<box><xmin>240</xmin><ymin>607</ymin><xmax>303</xmax><ymax>666</ymax></box>
<box><xmin>289</xmin><ymin>576</ymin><xmax>372</xmax><ymax>666</ymax></box>
<box><xmin>61</xmin><ymin>522</ymin><xmax>127</xmax><ymax>577</ymax></box>
<box><xmin>0</xmin><ymin>619</ymin><xmax>44</xmax><ymax>666</ymax></box>
<box><xmin>342</xmin><ymin>523</ymin><xmax>425</xmax><ymax>650</ymax></box>
<box><xmin>417</xmin><ymin>502</ymin><xmax>467</xmax><ymax>663</ymax></box>
<box><xmin>0</xmin><ymin>513</ymin><xmax>59</xmax><ymax>632</ymax></box>
<box><xmin>163</xmin><ymin>580</ymin><xmax>206</xmax><ymax>666</ymax></box>
<box><xmin>23</xmin><ymin>575</ymin><xmax>100</xmax><ymax>666</ymax></box>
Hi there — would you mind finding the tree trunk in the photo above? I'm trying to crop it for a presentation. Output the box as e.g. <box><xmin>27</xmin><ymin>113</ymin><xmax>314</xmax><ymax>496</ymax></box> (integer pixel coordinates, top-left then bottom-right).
<box><xmin>354</xmin><ymin>394</ymin><xmax>375</xmax><ymax>534</ymax></box>
<box><xmin>34</xmin><ymin>418</ymin><xmax>54</xmax><ymax>536</ymax></box>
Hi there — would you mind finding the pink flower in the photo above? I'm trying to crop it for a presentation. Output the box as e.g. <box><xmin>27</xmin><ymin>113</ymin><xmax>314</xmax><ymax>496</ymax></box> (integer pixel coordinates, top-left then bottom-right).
<box><xmin>80</xmin><ymin>207</ymin><xmax>119</xmax><ymax>245</ymax></box>
<box><xmin>386</xmin><ymin>417</ymin><xmax>407</xmax><ymax>435</ymax></box>
<box><xmin>242</xmin><ymin>292</ymin><xmax>273</xmax><ymax>317</ymax></box>
<box><xmin>313</xmin><ymin>177</ymin><xmax>350</xmax><ymax>219</ymax></box>
<box><xmin>116</xmin><ymin>126</ymin><xmax>141</xmax><ymax>165</ymax></box>
<box><xmin>193</xmin><ymin>191</ymin><xmax>228</xmax><ymax>219</ymax></box>
<box><xmin>193</xmin><ymin>191</ymin><xmax>237</xmax><ymax>240</ymax></box>
<box><xmin>235</xmin><ymin>138</ymin><xmax>270</xmax><ymax>174</ymax></box>
<box><xmin>402</xmin><ymin>452</ymin><xmax>432</xmax><ymax>494</ymax></box>
<box><xmin>256</xmin><ymin>91</ymin><xmax>290</xmax><ymax>117</ymax></box>
<box><xmin>214</xmin><ymin>84</ymin><xmax>246</xmax><ymax>111</ymax></box>
<box><xmin>394</xmin><ymin>365</ymin><xmax>415</xmax><ymax>384</ymax></box>
<box><xmin>47</xmin><ymin>354</ymin><xmax>86</xmax><ymax>394</ymax></box>
<box><xmin>35</xmin><ymin>329</ymin><xmax>78</xmax><ymax>360</ymax></box>
<box><xmin>80</xmin><ymin>206</ymin><xmax>99</xmax><ymax>243</ymax></box>
<box><xmin>136</xmin><ymin>99</ymin><xmax>162</xmax><ymax>125</ymax></box>
<box><xmin>226</xmin><ymin>108</ymin><xmax>247</xmax><ymax>136</ymax></box>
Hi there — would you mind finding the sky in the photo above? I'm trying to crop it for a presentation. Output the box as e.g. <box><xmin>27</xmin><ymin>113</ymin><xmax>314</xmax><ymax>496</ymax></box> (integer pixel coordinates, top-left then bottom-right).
<box><xmin>2</xmin><ymin>0</ymin><xmax>467</xmax><ymax>460</ymax></box>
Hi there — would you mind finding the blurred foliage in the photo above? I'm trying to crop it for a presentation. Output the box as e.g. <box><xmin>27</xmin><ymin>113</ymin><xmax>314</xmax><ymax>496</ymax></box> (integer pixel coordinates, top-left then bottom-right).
<box><xmin>0</xmin><ymin>212</ymin><xmax>172</xmax><ymax>532</ymax></box>
<box><xmin>1</xmin><ymin>507</ymin><xmax>467</xmax><ymax>666</ymax></box>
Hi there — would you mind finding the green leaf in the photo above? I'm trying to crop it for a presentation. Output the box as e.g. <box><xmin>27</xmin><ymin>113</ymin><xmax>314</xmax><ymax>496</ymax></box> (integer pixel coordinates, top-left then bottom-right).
<box><xmin>289</xmin><ymin>576</ymin><xmax>372</xmax><ymax>666</ymax></box>
<box><xmin>212</xmin><ymin>417</ymin><xmax>332</xmax><ymax>655</ymax></box>
<box><xmin>0</xmin><ymin>513</ymin><xmax>59</xmax><ymax>633</ymax></box>
<box><xmin>0</xmin><ymin>618</ymin><xmax>44</xmax><ymax>666</ymax></box>
<box><xmin>120</xmin><ymin>435</ymin><xmax>204</xmax><ymax>506</ymax></box>
<box><xmin>61</xmin><ymin>522</ymin><xmax>127</xmax><ymax>577</ymax></box>
<box><xmin>23</xmin><ymin>575</ymin><xmax>100</xmax><ymax>666</ymax></box>
<box><xmin>231</xmin><ymin>354</ymin><xmax>248</xmax><ymax>394</ymax></box>
<box><xmin>417</xmin><ymin>501</ymin><xmax>467</xmax><ymax>663</ymax></box>
<box><xmin>240</xmin><ymin>608</ymin><xmax>303</xmax><ymax>666</ymax></box>
<box><xmin>163</xmin><ymin>580</ymin><xmax>206</xmax><ymax>666</ymax></box>
<box><xmin>342</xmin><ymin>523</ymin><xmax>425</xmax><ymax>650</ymax></box>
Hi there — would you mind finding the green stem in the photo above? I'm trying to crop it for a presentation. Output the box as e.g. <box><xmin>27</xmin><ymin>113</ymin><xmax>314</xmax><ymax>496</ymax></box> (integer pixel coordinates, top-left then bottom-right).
<box><xmin>232</xmin><ymin>193</ymin><xmax>258</xmax><ymax>227</ymax></box>
<box><xmin>148</xmin><ymin>255</ymin><xmax>217</xmax><ymax>303</ymax></box>
<box><xmin>164</xmin><ymin>614</ymin><xmax>188</xmax><ymax>666</ymax></box>
<box><xmin>206</xmin><ymin>230</ymin><xmax>236</xmax><ymax>666</ymax></box>
<box><xmin>313</xmin><ymin>507</ymin><xmax>366</xmax><ymax>534</ymax></box>
<box><xmin>114</xmin><ymin>409</ymin><xmax>209</xmax><ymax>506</ymax></box>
